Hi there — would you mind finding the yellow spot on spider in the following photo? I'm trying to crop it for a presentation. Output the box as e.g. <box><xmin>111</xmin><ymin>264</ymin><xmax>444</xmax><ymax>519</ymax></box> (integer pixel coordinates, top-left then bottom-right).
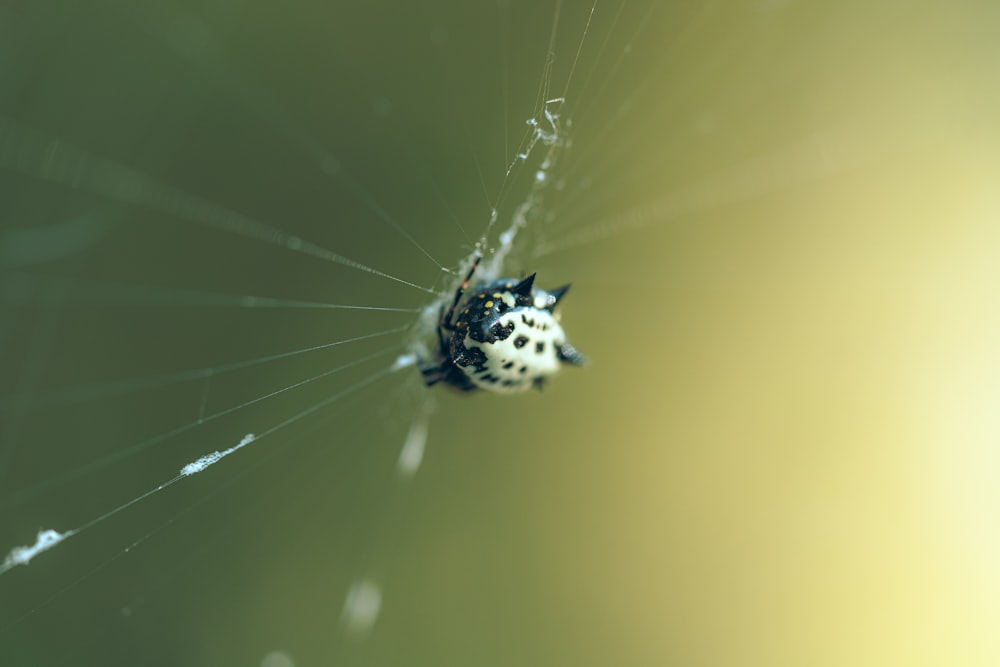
<box><xmin>485</xmin><ymin>300</ymin><xmax>494</xmax><ymax>308</ymax></box>
<box><xmin>478</xmin><ymin>294</ymin><xmax>485</xmax><ymax>299</ymax></box>
<box><xmin>492</xmin><ymin>292</ymin><xmax>502</xmax><ymax>298</ymax></box>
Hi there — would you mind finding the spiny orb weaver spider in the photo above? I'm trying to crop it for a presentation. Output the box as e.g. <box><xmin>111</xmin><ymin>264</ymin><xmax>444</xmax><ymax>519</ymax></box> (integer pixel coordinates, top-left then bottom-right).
<box><xmin>420</xmin><ymin>256</ymin><xmax>585</xmax><ymax>393</ymax></box>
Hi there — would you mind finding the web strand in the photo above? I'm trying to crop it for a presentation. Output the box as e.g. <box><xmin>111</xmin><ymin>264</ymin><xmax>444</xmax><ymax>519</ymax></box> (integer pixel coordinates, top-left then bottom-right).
<box><xmin>0</xmin><ymin>116</ymin><xmax>435</xmax><ymax>294</ymax></box>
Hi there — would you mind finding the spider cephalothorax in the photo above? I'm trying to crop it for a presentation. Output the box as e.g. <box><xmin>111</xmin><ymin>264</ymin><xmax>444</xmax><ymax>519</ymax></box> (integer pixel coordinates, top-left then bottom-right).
<box><xmin>420</xmin><ymin>257</ymin><xmax>584</xmax><ymax>393</ymax></box>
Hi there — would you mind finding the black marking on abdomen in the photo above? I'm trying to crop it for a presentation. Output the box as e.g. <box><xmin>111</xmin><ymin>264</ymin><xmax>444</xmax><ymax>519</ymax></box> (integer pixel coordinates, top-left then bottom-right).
<box><xmin>489</xmin><ymin>321</ymin><xmax>515</xmax><ymax>341</ymax></box>
<box><xmin>455</xmin><ymin>345</ymin><xmax>487</xmax><ymax>369</ymax></box>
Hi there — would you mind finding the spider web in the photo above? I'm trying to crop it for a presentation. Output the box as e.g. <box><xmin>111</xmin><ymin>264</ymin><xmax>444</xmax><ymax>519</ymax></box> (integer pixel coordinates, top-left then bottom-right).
<box><xmin>0</xmin><ymin>1</ymin><xmax>640</xmax><ymax>664</ymax></box>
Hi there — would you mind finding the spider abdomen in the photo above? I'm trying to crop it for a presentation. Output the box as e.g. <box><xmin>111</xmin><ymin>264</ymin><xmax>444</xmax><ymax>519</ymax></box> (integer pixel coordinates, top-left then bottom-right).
<box><xmin>420</xmin><ymin>263</ymin><xmax>584</xmax><ymax>394</ymax></box>
<box><xmin>448</xmin><ymin>277</ymin><xmax>584</xmax><ymax>393</ymax></box>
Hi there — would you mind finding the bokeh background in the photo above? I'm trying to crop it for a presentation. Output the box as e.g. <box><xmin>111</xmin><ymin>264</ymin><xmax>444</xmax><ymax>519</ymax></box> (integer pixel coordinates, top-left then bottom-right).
<box><xmin>2</xmin><ymin>1</ymin><xmax>999</xmax><ymax>665</ymax></box>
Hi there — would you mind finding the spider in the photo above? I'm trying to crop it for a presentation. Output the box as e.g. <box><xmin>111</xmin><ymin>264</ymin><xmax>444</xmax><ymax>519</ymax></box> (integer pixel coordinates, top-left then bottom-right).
<box><xmin>420</xmin><ymin>256</ymin><xmax>585</xmax><ymax>393</ymax></box>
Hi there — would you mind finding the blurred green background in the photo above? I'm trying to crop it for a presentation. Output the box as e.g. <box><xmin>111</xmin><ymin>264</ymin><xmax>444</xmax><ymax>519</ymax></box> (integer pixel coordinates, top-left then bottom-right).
<box><xmin>2</xmin><ymin>1</ymin><xmax>999</xmax><ymax>665</ymax></box>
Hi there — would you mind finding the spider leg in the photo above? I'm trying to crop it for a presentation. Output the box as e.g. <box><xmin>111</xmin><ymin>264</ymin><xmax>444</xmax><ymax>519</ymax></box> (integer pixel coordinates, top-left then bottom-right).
<box><xmin>435</xmin><ymin>306</ymin><xmax>449</xmax><ymax>358</ymax></box>
<box><xmin>420</xmin><ymin>363</ymin><xmax>446</xmax><ymax>386</ymax></box>
<box><xmin>420</xmin><ymin>359</ymin><xmax>478</xmax><ymax>392</ymax></box>
<box><xmin>421</xmin><ymin>257</ymin><xmax>483</xmax><ymax>393</ymax></box>
<box><xmin>443</xmin><ymin>255</ymin><xmax>481</xmax><ymax>330</ymax></box>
